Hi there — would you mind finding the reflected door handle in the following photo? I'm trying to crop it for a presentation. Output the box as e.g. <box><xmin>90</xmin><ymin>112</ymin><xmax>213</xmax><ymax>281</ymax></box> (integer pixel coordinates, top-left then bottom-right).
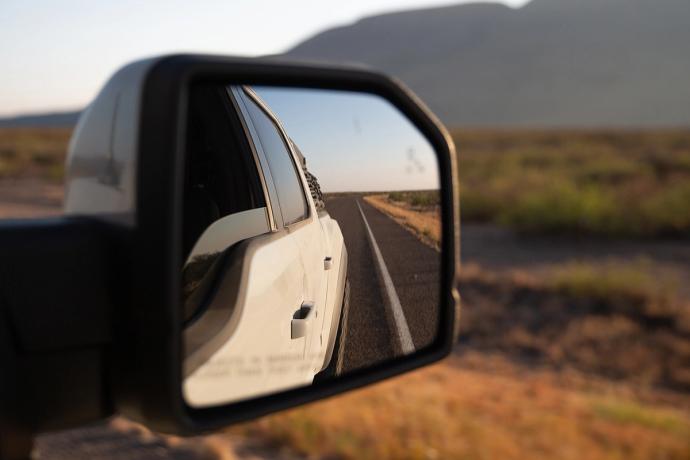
<box><xmin>291</xmin><ymin>301</ymin><xmax>315</xmax><ymax>339</ymax></box>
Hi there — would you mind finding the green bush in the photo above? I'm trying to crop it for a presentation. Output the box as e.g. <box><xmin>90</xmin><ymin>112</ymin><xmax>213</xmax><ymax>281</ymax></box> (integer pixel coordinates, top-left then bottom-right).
<box><xmin>387</xmin><ymin>190</ymin><xmax>440</xmax><ymax>207</ymax></box>
<box><xmin>455</xmin><ymin>129</ymin><xmax>690</xmax><ymax>237</ymax></box>
<box><xmin>497</xmin><ymin>181</ymin><xmax>618</xmax><ymax>234</ymax></box>
<box><xmin>639</xmin><ymin>181</ymin><xmax>690</xmax><ymax>236</ymax></box>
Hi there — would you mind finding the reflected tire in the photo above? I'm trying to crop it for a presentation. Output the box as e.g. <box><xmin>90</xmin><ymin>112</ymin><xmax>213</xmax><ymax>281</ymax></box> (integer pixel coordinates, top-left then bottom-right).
<box><xmin>315</xmin><ymin>279</ymin><xmax>350</xmax><ymax>381</ymax></box>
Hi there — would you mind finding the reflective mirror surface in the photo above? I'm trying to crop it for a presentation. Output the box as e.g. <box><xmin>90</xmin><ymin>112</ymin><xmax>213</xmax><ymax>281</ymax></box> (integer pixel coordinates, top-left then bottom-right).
<box><xmin>180</xmin><ymin>84</ymin><xmax>441</xmax><ymax>408</ymax></box>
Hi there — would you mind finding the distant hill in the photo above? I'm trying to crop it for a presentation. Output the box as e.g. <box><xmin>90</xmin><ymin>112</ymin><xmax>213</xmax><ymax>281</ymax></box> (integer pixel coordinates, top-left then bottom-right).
<box><xmin>0</xmin><ymin>110</ymin><xmax>81</xmax><ymax>128</ymax></box>
<box><xmin>2</xmin><ymin>0</ymin><xmax>689</xmax><ymax>128</ymax></box>
<box><xmin>286</xmin><ymin>0</ymin><xmax>690</xmax><ymax>126</ymax></box>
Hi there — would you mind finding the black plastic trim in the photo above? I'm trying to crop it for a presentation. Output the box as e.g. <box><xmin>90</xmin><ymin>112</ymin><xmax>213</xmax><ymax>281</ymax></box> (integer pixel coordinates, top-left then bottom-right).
<box><xmin>0</xmin><ymin>217</ymin><xmax>117</xmax><ymax>440</ymax></box>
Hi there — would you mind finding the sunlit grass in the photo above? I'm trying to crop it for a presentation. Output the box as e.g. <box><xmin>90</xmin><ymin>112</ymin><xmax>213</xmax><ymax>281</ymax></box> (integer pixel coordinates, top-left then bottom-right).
<box><xmin>549</xmin><ymin>258</ymin><xmax>679</xmax><ymax>310</ymax></box>
<box><xmin>364</xmin><ymin>194</ymin><xmax>441</xmax><ymax>249</ymax></box>
<box><xmin>232</xmin><ymin>359</ymin><xmax>690</xmax><ymax>460</ymax></box>
<box><xmin>388</xmin><ymin>190</ymin><xmax>440</xmax><ymax>207</ymax></box>
<box><xmin>592</xmin><ymin>399</ymin><xmax>688</xmax><ymax>435</ymax></box>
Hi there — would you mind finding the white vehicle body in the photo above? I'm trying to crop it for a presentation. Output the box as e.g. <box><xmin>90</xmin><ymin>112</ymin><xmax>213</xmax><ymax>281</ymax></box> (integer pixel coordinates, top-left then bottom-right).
<box><xmin>63</xmin><ymin>61</ymin><xmax>348</xmax><ymax>408</ymax></box>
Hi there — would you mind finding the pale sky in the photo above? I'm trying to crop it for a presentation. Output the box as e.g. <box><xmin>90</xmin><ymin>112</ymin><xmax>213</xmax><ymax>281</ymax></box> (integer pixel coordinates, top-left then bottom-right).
<box><xmin>1</xmin><ymin>0</ymin><xmax>528</xmax><ymax>117</ymax></box>
<box><xmin>255</xmin><ymin>87</ymin><xmax>439</xmax><ymax>192</ymax></box>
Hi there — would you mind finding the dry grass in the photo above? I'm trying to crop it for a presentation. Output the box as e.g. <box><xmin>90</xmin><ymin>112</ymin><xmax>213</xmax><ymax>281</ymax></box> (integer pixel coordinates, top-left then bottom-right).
<box><xmin>459</xmin><ymin>263</ymin><xmax>690</xmax><ymax>391</ymax></box>
<box><xmin>363</xmin><ymin>194</ymin><xmax>441</xmax><ymax>249</ymax></box>
<box><xmin>0</xmin><ymin>127</ymin><xmax>72</xmax><ymax>182</ymax></box>
<box><xmin>233</xmin><ymin>356</ymin><xmax>690</xmax><ymax>460</ymax></box>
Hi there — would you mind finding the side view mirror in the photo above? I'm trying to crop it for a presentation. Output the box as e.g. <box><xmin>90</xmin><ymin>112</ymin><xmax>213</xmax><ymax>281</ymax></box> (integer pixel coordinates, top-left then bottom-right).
<box><xmin>0</xmin><ymin>54</ymin><xmax>460</xmax><ymax>452</ymax></box>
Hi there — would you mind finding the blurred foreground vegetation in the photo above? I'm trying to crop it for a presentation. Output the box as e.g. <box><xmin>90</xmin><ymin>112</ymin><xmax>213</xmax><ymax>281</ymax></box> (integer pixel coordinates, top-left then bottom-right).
<box><xmin>3</xmin><ymin>127</ymin><xmax>690</xmax><ymax>238</ymax></box>
<box><xmin>234</xmin><ymin>356</ymin><xmax>690</xmax><ymax>460</ymax></box>
<box><xmin>388</xmin><ymin>190</ymin><xmax>440</xmax><ymax>207</ymax></box>
<box><xmin>0</xmin><ymin>128</ymin><xmax>71</xmax><ymax>182</ymax></box>
<box><xmin>455</xmin><ymin>129</ymin><xmax>690</xmax><ymax>237</ymax></box>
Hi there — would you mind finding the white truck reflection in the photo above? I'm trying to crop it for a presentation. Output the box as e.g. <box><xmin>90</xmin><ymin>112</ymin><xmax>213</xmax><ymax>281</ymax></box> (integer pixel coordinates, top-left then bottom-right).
<box><xmin>181</xmin><ymin>86</ymin><xmax>349</xmax><ymax>408</ymax></box>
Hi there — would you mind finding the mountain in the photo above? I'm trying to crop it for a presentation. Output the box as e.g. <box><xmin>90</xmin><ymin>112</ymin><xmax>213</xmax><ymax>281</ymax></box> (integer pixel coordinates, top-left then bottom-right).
<box><xmin>2</xmin><ymin>0</ymin><xmax>689</xmax><ymax>128</ymax></box>
<box><xmin>0</xmin><ymin>110</ymin><xmax>81</xmax><ymax>128</ymax></box>
<box><xmin>285</xmin><ymin>0</ymin><xmax>690</xmax><ymax>126</ymax></box>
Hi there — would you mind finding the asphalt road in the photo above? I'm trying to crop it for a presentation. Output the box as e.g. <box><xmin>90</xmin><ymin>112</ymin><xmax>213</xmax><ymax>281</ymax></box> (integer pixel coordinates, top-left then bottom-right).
<box><xmin>325</xmin><ymin>195</ymin><xmax>441</xmax><ymax>374</ymax></box>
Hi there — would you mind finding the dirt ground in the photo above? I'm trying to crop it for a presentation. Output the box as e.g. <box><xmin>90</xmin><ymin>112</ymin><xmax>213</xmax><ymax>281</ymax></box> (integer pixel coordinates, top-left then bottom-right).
<box><xmin>0</xmin><ymin>180</ymin><xmax>63</xmax><ymax>218</ymax></box>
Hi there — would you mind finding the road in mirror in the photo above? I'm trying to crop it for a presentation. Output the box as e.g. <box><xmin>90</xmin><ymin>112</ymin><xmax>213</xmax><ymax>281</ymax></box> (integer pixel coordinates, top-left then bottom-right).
<box><xmin>180</xmin><ymin>84</ymin><xmax>441</xmax><ymax>408</ymax></box>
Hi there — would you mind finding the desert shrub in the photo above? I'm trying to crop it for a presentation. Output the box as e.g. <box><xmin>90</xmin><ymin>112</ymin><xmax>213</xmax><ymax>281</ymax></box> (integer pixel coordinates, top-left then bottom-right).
<box><xmin>639</xmin><ymin>181</ymin><xmax>690</xmax><ymax>236</ymax></box>
<box><xmin>409</xmin><ymin>191</ymin><xmax>439</xmax><ymax>207</ymax></box>
<box><xmin>454</xmin><ymin>129</ymin><xmax>690</xmax><ymax>237</ymax></box>
<box><xmin>497</xmin><ymin>181</ymin><xmax>621</xmax><ymax>235</ymax></box>
<box><xmin>460</xmin><ymin>186</ymin><xmax>503</xmax><ymax>222</ymax></box>
<box><xmin>592</xmin><ymin>399</ymin><xmax>688</xmax><ymax>434</ymax></box>
<box><xmin>386</xmin><ymin>190</ymin><xmax>440</xmax><ymax>207</ymax></box>
<box><xmin>549</xmin><ymin>259</ymin><xmax>678</xmax><ymax>312</ymax></box>
<box><xmin>387</xmin><ymin>191</ymin><xmax>405</xmax><ymax>202</ymax></box>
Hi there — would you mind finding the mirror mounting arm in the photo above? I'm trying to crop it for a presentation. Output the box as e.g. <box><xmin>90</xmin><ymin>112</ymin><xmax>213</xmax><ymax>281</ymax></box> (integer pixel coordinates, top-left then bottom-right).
<box><xmin>0</xmin><ymin>217</ymin><xmax>117</xmax><ymax>452</ymax></box>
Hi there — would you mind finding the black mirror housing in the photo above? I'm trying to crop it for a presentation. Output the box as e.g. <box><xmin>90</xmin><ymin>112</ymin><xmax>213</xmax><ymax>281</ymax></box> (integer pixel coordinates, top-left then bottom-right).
<box><xmin>0</xmin><ymin>55</ymin><xmax>460</xmax><ymax>439</ymax></box>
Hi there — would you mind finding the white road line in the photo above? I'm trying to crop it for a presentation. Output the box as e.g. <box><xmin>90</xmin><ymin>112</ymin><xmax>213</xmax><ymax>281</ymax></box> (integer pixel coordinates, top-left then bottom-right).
<box><xmin>357</xmin><ymin>200</ymin><xmax>415</xmax><ymax>355</ymax></box>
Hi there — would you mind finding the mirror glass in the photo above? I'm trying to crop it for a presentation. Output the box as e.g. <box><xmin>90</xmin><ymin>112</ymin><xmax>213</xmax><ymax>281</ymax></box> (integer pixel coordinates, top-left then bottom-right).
<box><xmin>180</xmin><ymin>84</ymin><xmax>441</xmax><ymax>408</ymax></box>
